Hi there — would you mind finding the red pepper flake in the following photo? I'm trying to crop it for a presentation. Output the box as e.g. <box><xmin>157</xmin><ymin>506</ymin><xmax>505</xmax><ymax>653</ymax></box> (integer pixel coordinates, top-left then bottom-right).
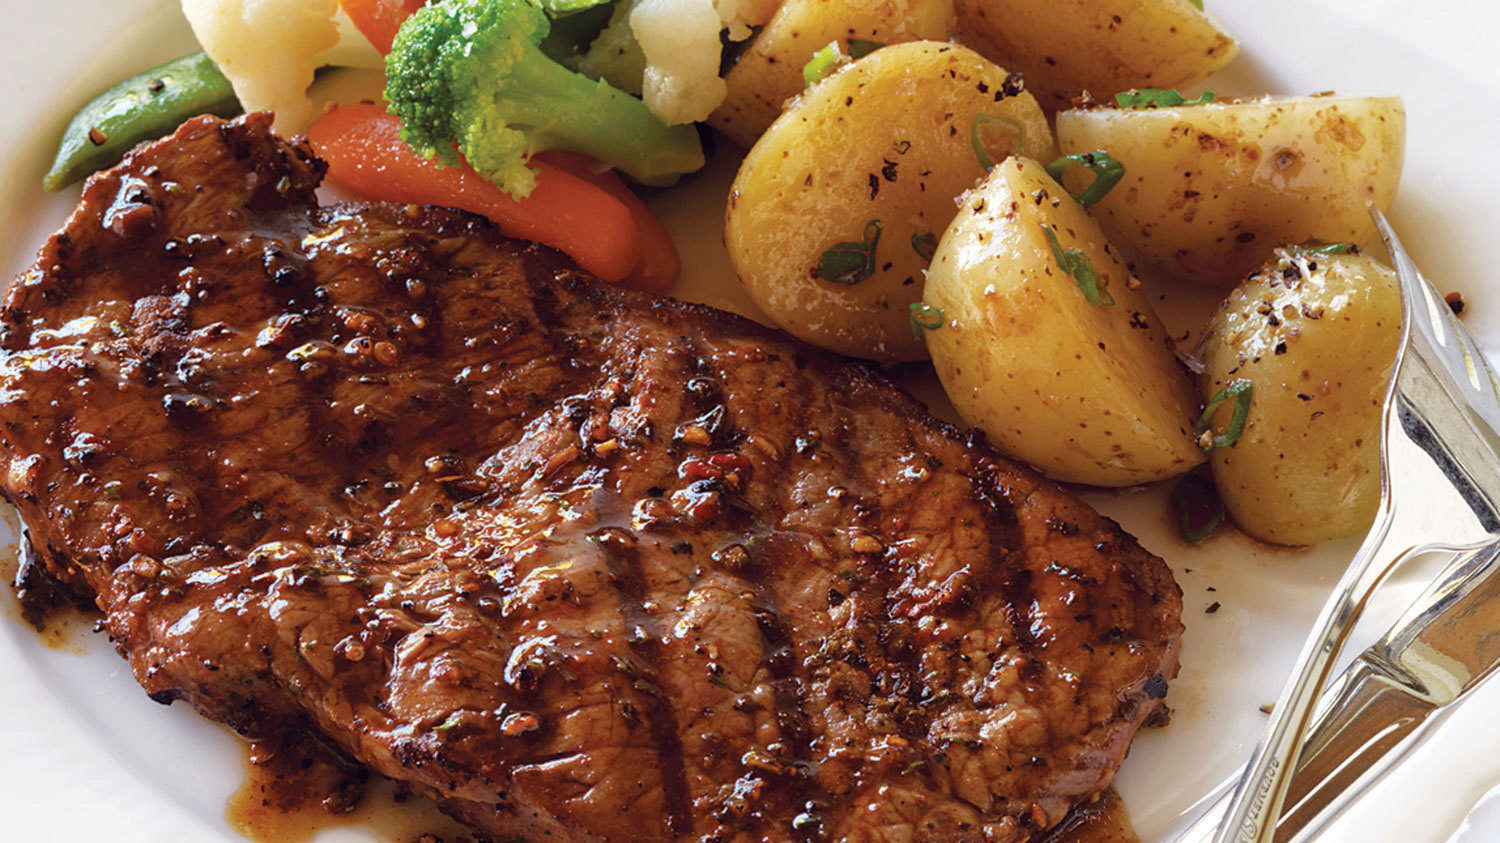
<box><xmin>691</xmin><ymin>494</ymin><xmax>720</xmax><ymax>521</ymax></box>
<box><xmin>708</xmin><ymin>453</ymin><xmax>750</xmax><ymax>473</ymax></box>
<box><xmin>678</xmin><ymin>458</ymin><xmax>719</xmax><ymax>482</ymax></box>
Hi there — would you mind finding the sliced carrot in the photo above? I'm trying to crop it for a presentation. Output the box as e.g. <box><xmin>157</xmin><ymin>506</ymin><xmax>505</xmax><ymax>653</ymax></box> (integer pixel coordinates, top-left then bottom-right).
<box><xmin>307</xmin><ymin>103</ymin><xmax>641</xmax><ymax>282</ymax></box>
<box><xmin>338</xmin><ymin>0</ymin><xmax>427</xmax><ymax>54</ymax></box>
<box><xmin>534</xmin><ymin>150</ymin><xmax>682</xmax><ymax>294</ymax></box>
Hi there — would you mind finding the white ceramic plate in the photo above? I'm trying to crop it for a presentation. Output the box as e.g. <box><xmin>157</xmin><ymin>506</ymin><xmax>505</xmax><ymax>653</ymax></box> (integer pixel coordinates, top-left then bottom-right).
<box><xmin>1</xmin><ymin>1</ymin><xmax>1497</xmax><ymax>840</ymax></box>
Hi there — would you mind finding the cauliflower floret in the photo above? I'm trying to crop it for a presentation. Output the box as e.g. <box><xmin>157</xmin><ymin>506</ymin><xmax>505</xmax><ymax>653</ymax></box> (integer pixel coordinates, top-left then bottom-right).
<box><xmin>181</xmin><ymin>0</ymin><xmax>345</xmax><ymax>131</ymax></box>
<box><xmin>572</xmin><ymin>0</ymin><xmax>775</xmax><ymax>126</ymax></box>
<box><xmin>629</xmin><ymin>0</ymin><xmax>728</xmax><ymax>125</ymax></box>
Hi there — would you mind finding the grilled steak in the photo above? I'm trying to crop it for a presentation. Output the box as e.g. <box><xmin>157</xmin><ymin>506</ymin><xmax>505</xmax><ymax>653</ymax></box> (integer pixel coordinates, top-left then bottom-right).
<box><xmin>0</xmin><ymin>113</ymin><xmax>1182</xmax><ymax>841</ymax></box>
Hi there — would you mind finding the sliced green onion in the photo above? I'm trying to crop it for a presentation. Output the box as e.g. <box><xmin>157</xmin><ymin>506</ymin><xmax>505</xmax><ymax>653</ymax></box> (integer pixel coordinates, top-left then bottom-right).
<box><xmin>1298</xmin><ymin>241</ymin><xmax>1356</xmax><ymax>256</ymax></box>
<box><xmin>971</xmin><ymin>114</ymin><xmax>1026</xmax><ymax>170</ymax></box>
<box><xmin>1190</xmin><ymin>0</ymin><xmax>1204</xmax><ymax>9</ymax></box>
<box><xmin>1196</xmin><ymin>379</ymin><xmax>1253</xmax><ymax>450</ymax></box>
<box><xmin>1170</xmin><ymin>473</ymin><xmax>1224</xmax><ymax>543</ymax></box>
<box><xmin>909</xmin><ymin>302</ymin><xmax>944</xmax><ymax>340</ymax></box>
<box><xmin>816</xmin><ymin>220</ymin><xmax>883</xmax><ymax>285</ymax></box>
<box><xmin>848</xmin><ymin>39</ymin><xmax>884</xmax><ymax>59</ymax></box>
<box><xmin>1114</xmin><ymin>88</ymin><xmax>1216</xmax><ymax>108</ymax></box>
<box><xmin>1044</xmin><ymin>150</ymin><xmax>1126</xmax><ymax>206</ymax></box>
<box><xmin>803</xmin><ymin>41</ymin><xmax>848</xmax><ymax>88</ymax></box>
<box><xmin>911</xmin><ymin>231</ymin><xmax>937</xmax><ymax>262</ymax></box>
<box><xmin>1043</xmin><ymin>225</ymin><xmax>1114</xmax><ymax>306</ymax></box>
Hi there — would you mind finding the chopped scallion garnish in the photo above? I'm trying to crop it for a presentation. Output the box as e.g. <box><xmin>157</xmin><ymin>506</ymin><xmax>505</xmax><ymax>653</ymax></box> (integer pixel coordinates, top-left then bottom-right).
<box><xmin>1043</xmin><ymin>225</ymin><xmax>1114</xmax><ymax>306</ymax></box>
<box><xmin>1170</xmin><ymin>473</ymin><xmax>1224</xmax><ymax>542</ymax></box>
<box><xmin>803</xmin><ymin>41</ymin><xmax>848</xmax><ymax>88</ymax></box>
<box><xmin>971</xmin><ymin>114</ymin><xmax>1026</xmax><ymax>171</ymax></box>
<box><xmin>1114</xmin><ymin>88</ymin><xmax>1216</xmax><ymax>108</ymax></box>
<box><xmin>1197</xmin><ymin>379</ymin><xmax>1253</xmax><ymax>450</ymax></box>
<box><xmin>911</xmin><ymin>231</ymin><xmax>937</xmax><ymax>262</ymax></box>
<box><xmin>815</xmin><ymin>220</ymin><xmax>883</xmax><ymax>285</ymax></box>
<box><xmin>1044</xmin><ymin>150</ymin><xmax>1126</xmax><ymax>206</ymax></box>
<box><xmin>1298</xmin><ymin>241</ymin><xmax>1356</xmax><ymax>255</ymax></box>
<box><xmin>803</xmin><ymin>39</ymin><xmax>884</xmax><ymax>88</ymax></box>
<box><xmin>1190</xmin><ymin>0</ymin><xmax>1204</xmax><ymax>9</ymax></box>
<box><xmin>909</xmin><ymin>302</ymin><xmax>944</xmax><ymax>340</ymax></box>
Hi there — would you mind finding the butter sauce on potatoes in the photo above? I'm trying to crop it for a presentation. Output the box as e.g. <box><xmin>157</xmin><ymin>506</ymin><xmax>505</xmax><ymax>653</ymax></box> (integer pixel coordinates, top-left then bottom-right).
<box><xmin>922</xmin><ymin>157</ymin><xmax>1203</xmax><ymax>486</ymax></box>
<box><xmin>1055</xmin><ymin>94</ymin><xmax>1405</xmax><ymax>287</ymax></box>
<box><xmin>726</xmin><ymin>41</ymin><xmax>1055</xmax><ymax>361</ymax></box>
<box><xmin>1197</xmin><ymin>247</ymin><xmax>1400</xmax><ymax>544</ymax></box>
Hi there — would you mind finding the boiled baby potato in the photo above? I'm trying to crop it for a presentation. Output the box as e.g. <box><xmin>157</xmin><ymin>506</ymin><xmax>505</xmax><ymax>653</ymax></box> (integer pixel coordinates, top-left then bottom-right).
<box><xmin>922</xmin><ymin>156</ymin><xmax>1203</xmax><ymax>486</ymax></box>
<box><xmin>708</xmin><ymin>0</ymin><xmax>956</xmax><ymax>149</ymax></box>
<box><xmin>954</xmin><ymin>0</ymin><xmax>1236</xmax><ymax>112</ymax></box>
<box><xmin>1198</xmin><ymin>247</ymin><xmax>1400</xmax><ymax>545</ymax></box>
<box><xmin>1055</xmin><ymin>94</ymin><xmax>1405</xmax><ymax>286</ymax></box>
<box><xmin>726</xmin><ymin>41</ymin><xmax>1055</xmax><ymax>361</ymax></box>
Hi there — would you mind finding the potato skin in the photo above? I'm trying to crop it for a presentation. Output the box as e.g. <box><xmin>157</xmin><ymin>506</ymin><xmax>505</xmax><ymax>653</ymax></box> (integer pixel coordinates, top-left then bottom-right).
<box><xmin>1199</xmin><ymin>249</ymin><xmax>1400</xmax><ymax>545</ymax></box>
<box><xmin>954</xmin><ymin>0</ymin><xmax>1236</xmax><ymax>112</ymax></box>
<box><xmin>709</xmin><ymin>0</ymin><xmax>955</xmax><ymax>149</ymax></box>
<box><xmin>726</xmin><ymin>42</ymin><xmax>1055</xmax><ymax>361</ymax></box>
<box><xmin>1055</xmin><ymin>95</ymin><xmax>1406</xmax><ymax>287</ymax></box>
<box><xmin>922</xmin><ymin>156</ymin><xmax>1203</xmax><ymax>486</ymax></box>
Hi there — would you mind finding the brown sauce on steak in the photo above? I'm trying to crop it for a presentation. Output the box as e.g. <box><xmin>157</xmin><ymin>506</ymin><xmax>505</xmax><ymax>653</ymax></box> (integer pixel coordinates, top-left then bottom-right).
<box><xmin>8</xmin><ymin>533</ymin><xmax>97</xmax><ymax>652</ymax></box>
<box><xmin>0</xmin><ymin>113</ymin><xmax>1184</xmax><ymax>841</ymax></box>
<box><xmin>1043</xmin><ymin>789</ymin><xmax>1138</xmax><ymax>843</ymax></box>
<box><xmin>229</xmin><ymin>732</ymin><xmax>475</xmax><ymax>843</ymax></box>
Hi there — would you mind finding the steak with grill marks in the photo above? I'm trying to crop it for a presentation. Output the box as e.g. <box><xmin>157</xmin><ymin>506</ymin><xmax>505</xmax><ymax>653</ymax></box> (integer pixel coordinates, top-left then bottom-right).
<box><xmin>0</xmin><ymin>113</ymin><xmax>1183</xmax><ymax>841</ymax></box>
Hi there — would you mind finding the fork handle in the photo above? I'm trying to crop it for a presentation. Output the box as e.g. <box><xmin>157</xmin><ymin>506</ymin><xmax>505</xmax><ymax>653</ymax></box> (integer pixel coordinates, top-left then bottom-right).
<box><xmin>1211</xmin><ymin>519</ymin><xmax>1414</xmax><ymax>843</ymax></box>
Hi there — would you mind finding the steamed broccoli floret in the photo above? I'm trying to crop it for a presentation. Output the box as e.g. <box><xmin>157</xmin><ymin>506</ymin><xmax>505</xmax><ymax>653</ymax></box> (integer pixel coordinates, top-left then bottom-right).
<box><xmin>386</xmin><ymin>0</ymin><xmax>704</xmax><ymax>198</ymax></box>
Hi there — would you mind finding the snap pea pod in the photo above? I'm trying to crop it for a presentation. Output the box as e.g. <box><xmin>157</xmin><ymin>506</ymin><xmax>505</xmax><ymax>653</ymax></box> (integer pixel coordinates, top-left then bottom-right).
<box><xmin>44</xmin><ymin>51</ymin><xmax>242</xmax><ymax>192</ymax></box>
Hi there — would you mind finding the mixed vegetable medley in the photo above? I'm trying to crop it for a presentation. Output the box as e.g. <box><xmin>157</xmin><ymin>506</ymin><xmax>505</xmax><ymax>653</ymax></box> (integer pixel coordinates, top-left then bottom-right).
<box><xmin>46</xmin><ymin>0</ymin><xmax>1414</xmax><ymax>548</ymax></box>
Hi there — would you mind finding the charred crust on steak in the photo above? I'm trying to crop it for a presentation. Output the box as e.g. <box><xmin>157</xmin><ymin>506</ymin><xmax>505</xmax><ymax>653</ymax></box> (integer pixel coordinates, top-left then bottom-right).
<box><xmin>0</xmin><ymin>113</ymin><xmax>1183</xmax><ymax>842</ymax></box>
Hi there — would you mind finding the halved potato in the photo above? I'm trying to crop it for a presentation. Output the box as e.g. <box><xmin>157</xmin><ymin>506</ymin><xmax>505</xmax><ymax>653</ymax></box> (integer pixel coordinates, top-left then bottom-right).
<box><xmin>922</xmin><ymin>156</ymin><xmax>1203</xmax><ymax>485</ymax></box>
<box><xmin>1055</xmin><ymin>94</ymin><xmax>1406</xmax><ymax>286</ymax></box>
<box><xmin>954</xmin><ymin>0</ymin><xmax>1237</xmax><ymax>112</ymax></box>
<box><xmin>726</xmin><ymin>41</ymin><xmax>1055</xmax><ymax>361</ymax></box>
<box><xmin>708</xmin><ymin>0</ymin><xmax>955</xmax><ymax>150</ymax></box>
<box><xmin>1198</xmin><ymin>247</ymin><xmax>1400</xmax><ymax>544</ymax></box>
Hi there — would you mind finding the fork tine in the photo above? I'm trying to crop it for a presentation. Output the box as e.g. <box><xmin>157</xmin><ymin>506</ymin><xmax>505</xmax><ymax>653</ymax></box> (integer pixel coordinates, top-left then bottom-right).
<box><xmin>1371</xmin><ymin>208</ymin><xmax>1500</xmax><ymax>430</ymax></box>
<box><xmin>1373</xmin><ymin>208</ymin><xmax>1449</xmax><ymax>353</ymax></box>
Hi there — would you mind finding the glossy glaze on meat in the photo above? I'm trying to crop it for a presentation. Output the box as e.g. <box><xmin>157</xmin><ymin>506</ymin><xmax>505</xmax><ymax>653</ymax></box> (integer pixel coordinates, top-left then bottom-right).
<box><xmin>0</xmin><ymin>113</ymin><xmax>1182</xmax><ymax>841</ymax></box>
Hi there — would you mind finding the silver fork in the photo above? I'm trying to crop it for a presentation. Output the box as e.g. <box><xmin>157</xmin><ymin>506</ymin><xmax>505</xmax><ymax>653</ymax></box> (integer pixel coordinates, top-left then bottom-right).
<box><xmin>1211</xmin><ymin>209</ymin><xmax>1500</xmax><ymax>843</ymax></box>
<box><xmin>1178</xmin><ymin>538</ymin><xmax>1500</xmax><ymax>842</ymax></box>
